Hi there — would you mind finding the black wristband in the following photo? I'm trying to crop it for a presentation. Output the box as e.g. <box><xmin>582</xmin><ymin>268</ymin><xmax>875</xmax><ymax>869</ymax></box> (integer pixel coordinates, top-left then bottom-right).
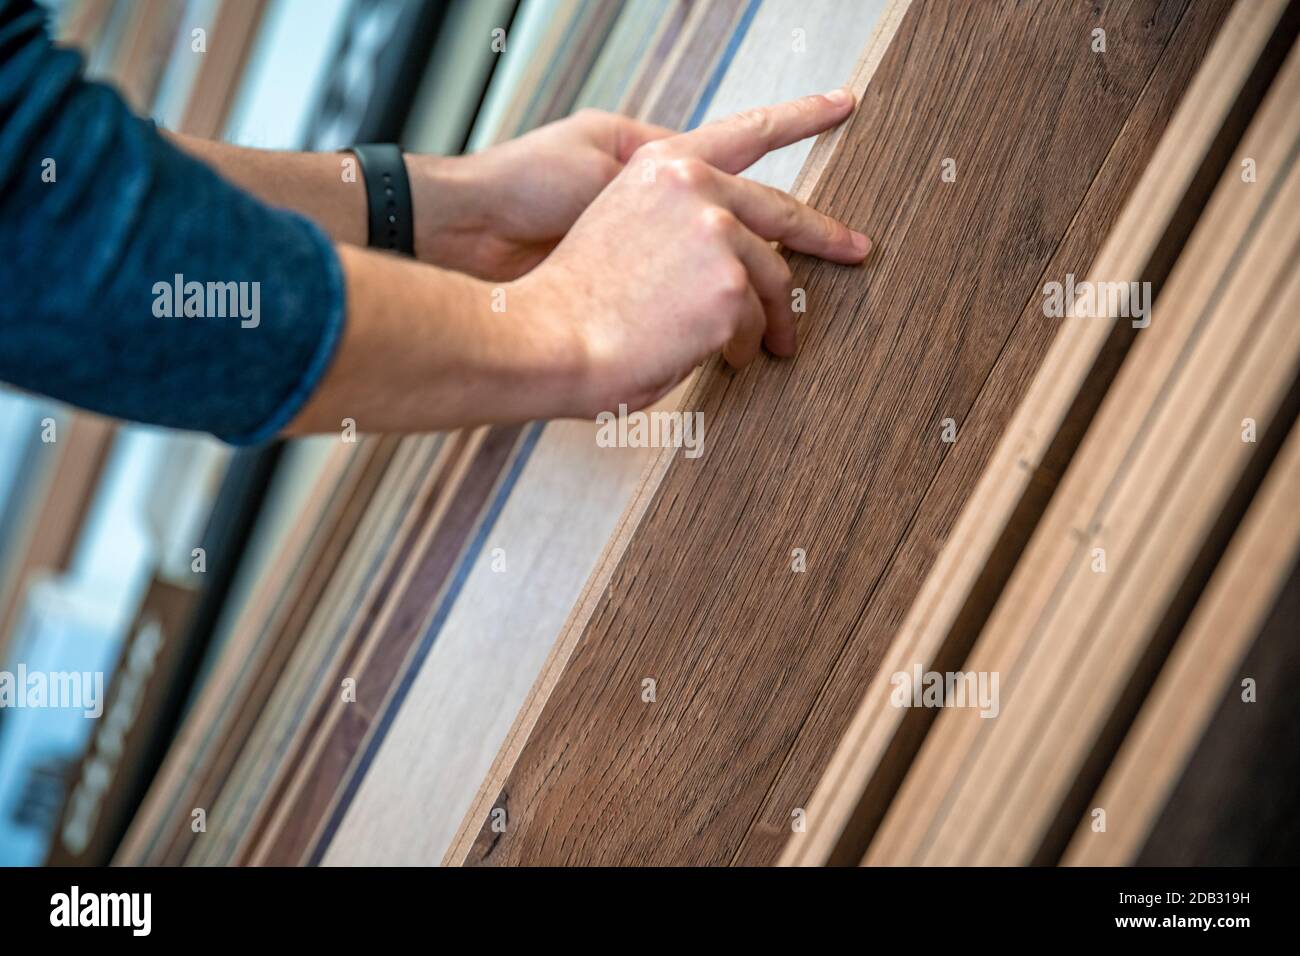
<box><xmin>348</xmin><ymin>143</ymin><xmax>415</xmax><ymax>256</ymax></box>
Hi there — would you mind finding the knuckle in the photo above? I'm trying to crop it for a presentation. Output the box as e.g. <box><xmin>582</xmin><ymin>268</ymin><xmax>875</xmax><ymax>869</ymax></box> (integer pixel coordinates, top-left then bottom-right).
<box><xmin>698</xmin><ymin>206</ymin><xmax>737</xmax><ymax>240</ymax></box>
<box><xmin>665</xmin><ymin>156</ymin><xmax>708</xmax><ymax>189</ymax></box>
<box><xmin>696</xmin><ymin>208</ymin><xmax>738</xmax><ymax>244</ymax></box>
<box><xmin>777</xmin><ymin>258</ymin><xmax>794</xmax><ymax>288</ymax></box>
<box><xmin>631</xmin><ymin>140</ymin><xmax>672</xmax><ymax>167</ymax></box>
<box><xmin>714</xmin><ymin>260</ymin><xmax>750</xmax><ymax>301</ymax></box>
<box><xmin>738</xmin><ymin>108</ymin><xmax>773</xmax><ymax>140</ymax></box>
<box><xmin>824</xmin><ymin>216</ymin><xmax>849</xmax><ymax>245</ymax></box>
<box><xmin>780</xmin><ymin>198</ymin><xmax>802</xmax><ymax>233</ymax></box>
<box><xmin>797</xmin><ymin>94</ymin><xmax>824</xmax><ymax>116</ymax></box>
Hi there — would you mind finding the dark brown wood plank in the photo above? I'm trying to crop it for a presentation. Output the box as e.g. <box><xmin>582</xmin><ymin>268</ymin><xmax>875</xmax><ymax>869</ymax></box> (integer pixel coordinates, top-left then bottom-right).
<box><xmin>742</xmin><ymin>0</ymin><xmax>1236</xmax><ymax>867</ymax></box>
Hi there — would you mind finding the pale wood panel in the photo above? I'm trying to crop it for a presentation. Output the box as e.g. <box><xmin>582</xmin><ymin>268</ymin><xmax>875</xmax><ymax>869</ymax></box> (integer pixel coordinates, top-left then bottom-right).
<box><xmin>1063</xmin><ymin>420</ymin><xmax>1300</xmax><ymax>865</ymax></box>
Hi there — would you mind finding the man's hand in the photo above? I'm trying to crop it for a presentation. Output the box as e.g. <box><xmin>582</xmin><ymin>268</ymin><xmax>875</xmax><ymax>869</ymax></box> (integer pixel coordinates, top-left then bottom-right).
<box><xmin>290</xmin><ymin>91</ymin><xmax>871</xmax><ymax>438</ymax></box>
<box><xmin>513</xmin><ymin>90</ymin><xmax>871</xmax><ymax>417</ymax></box>
<box><xmin>406</xmin><ymin>111</ymin><xmax>674</xmax><ymax>280</ymax></box>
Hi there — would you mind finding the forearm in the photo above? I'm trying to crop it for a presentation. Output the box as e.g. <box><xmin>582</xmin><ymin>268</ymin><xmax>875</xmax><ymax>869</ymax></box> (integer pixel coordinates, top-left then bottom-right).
<box><xmin>166</xmin><ymin>132</ymin><xmax>369</xmax><ymax>246</ymax></box>
<box><xmin>166</xmin><ymin>132</ymin><xmax>485</xmax><ymax>268</ymax></box>
<box><xmin>285</xmin><ymin>245</ymin><xmax>583</xmax><ymax>436</ymax></box>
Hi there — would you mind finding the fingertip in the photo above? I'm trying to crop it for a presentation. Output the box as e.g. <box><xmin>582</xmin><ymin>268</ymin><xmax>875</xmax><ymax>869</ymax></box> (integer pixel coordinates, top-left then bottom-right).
<box><xmin>851</xmin><ymin>230</ymin><xmax>873</xmax><ymax>259</ymax></box>
<box><xmin>823</xmin><ymin>228</ymin><xmax>873</xmax><ymax>265</ymax></box>
<box><xmin>765</xmin><ymin>330</ymin><xmax>797</xmax><ymax>358</ymax></box>
<box><xmin>823</xmin><ymin>88</ymin><xmax>855</xmax><ymax>110</ymax></box>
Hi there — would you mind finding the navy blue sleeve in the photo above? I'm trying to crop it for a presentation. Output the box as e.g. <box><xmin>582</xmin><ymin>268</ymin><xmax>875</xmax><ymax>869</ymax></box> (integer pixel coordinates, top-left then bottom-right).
<box><xmin>0</xmin><ymin>0</ymin><xmax>346</xmax><ymax>445</ymax></box>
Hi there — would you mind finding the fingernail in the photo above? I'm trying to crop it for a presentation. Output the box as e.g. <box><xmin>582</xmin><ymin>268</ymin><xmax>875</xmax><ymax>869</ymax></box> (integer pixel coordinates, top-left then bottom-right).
<box><xmin>825</xmin><ymin>88</ymin><xmax>854</xmax><ymax>108</ymax></box>
<box><xmin>852</xmin><ymin>230</ymin><xmax>872</xmax><ymax>255</ymax></box>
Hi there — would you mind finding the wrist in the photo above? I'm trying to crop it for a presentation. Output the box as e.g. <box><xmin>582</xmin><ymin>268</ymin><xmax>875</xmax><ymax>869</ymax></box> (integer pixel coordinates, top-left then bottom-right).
<box><xmin>404</xmin><ymin>152</ymin><xmax>490</xmax><ymax>267</ymax></box>
<box><xmin>503</xmin><ymin>274</ymin><xmax>591</xmax><ymax>420</ymax></box>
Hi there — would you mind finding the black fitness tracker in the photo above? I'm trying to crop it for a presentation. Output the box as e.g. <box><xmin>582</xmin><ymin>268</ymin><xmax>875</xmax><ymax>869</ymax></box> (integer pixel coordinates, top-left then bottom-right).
<box><xmin>348</xmin><ymin>143</ymin><xmax>415</xmax><ymax>256</ymax></box>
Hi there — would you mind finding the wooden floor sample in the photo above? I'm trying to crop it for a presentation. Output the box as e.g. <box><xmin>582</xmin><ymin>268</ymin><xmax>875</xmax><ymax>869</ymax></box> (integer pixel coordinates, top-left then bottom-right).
<box><xmin>456</xmin><ymin>0</ymin><xmax>1225</xmax><ymax>867</ymax></box>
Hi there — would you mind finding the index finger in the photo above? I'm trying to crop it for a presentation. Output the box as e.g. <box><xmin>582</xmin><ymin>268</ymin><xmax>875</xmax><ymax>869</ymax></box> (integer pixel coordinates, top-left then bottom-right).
<box><xmin>672</xmin><ymin>89</ymin><xmax>856</xmax><ymax>175</ymax></box>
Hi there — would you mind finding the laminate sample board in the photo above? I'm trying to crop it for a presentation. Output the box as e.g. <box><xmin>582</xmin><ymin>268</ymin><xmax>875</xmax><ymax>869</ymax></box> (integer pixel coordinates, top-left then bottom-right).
<box><xmin>453</xmin><ymin>0</ymin><xmax>1231</xmax><ymax>867</ymax></box>
<box><xmin>169</xmin><ymin>0</ymin><xmax>509</xmax><ymax>866</ymax></box>
<box><xmin>864</xmin><ymin>31</ymin><xmax>1300</xmax><ymax>866</ymax></box>
<box><xmin>1064</xmin><ymin>420</ymin><xmax>1300</xmax><ymax>865</ymax></box>
<box><xmin>781</xmin><ymin>0</ymin><xmax>1297</xmax><ymax>867</ymax></box>
<box><xmin>574</xmin><ymin>0</ymin><xmax>673</xmax><ymax>110</ymax></box>
<box><xmin>58</xmin><ymin>0</ymin><xmax>118</xmax><ymax>51</ymax></box>
<box><xmin>114</xmin><ymin>442</ymin><xmax>361</xmax><ymax>864</ymax></box>
<box><xmin>182</xmin><ymin>435</ymin><xmax>443</xmax><ymax>865</ymax></box>
<box><xmin>618</xmin><ymin>0</ymin><xmax>692</xmax><ymax>116</ymax></box>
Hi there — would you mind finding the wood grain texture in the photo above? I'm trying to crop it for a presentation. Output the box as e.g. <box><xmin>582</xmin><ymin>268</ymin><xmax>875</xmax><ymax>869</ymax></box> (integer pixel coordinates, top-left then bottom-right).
<box><xmin>242</xmin><ymin>428</ymin><xmax>512</xmax><ymax>865</ymax></box>
<box><xmin>636</xmin><ymin>0</ymin><xmax>746</xmax><ymax>125</ymax></box>
<box><xmin>618</xmin><ymin>0</ymin><xmax>692</xmax><ymax>116</ymax></box>
<box><xmin>865</xmin><ymin>36</ymin><xmax>1300</xmax><ymax>865</ymax></box>
<box><xmin>320</xmin><ymin>423</ymin><xmax>651</xmax><ymax>864</ymax></box>
<box><xmin>575</xmin><ymin>0</ymin><xmax>672</xmax><ymax>110</ymax></box>
<box><xmin>454</xmin><ymin>0</ymin><xmax>1225</xmax><ymax>868</ymax></box>
<box><xmin>1063</xmin><ymin>420</ymin><xmax>1300</xmax><ymax>865</ymax></box>
<box><xmin>177</xmin><ymin>434</ymin><xmax>453</xmax><ymax>866</ymax></box>
<box><xmin>783</xmin><ymin>0</ymin><xmax>1296</xmax><ymax>867</ymax></box>
<box><xmin>58</xmin><ymin>0</ymin><xmax>118</xmax><ymax>51</ymax></box>
<box><xmin>249</xmin><ymin>0</ymin><xmax>696</xmax><ymax>867</ymax></box>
